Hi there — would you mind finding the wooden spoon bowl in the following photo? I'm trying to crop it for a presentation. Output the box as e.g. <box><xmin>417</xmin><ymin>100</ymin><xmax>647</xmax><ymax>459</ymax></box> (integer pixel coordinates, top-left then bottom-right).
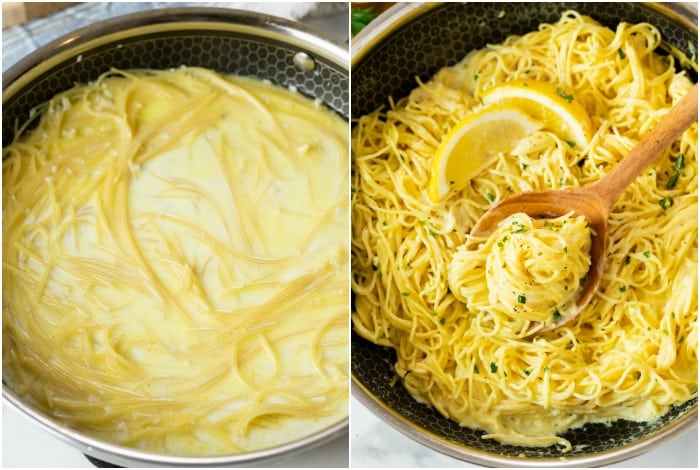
<box><xmin>471</xmin><ymin>83</ymin><xmax>698</xmax><ymax>331</ymax></box>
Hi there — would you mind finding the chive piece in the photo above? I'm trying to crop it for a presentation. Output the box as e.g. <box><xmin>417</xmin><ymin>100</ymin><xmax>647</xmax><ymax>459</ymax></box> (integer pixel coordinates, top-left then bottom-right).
<box><xmin>517</xmin><ymin>294</ymin><xmax>527</xmax><ymax>304</ymax></box>
<box><xmin>490</xmin><ymin>362</ymin><xmax>498</xmax><ymax>373</ymax></box>
<box><xmin>401</xmin><ymin>292</ymin><xmax>410</xmax><ymax>297</ymax></box>
<box><xmin>552</xmin><ymin>310</ymin><xmax>562</xmax><ymax>321</ymax></box>
<box><xmin>524</xmin><ymin>369</ymin><xmax>531</xmax><ymax>376</ymax></box>
<box><xmin>486</xmin><ymin>192</ymin><xmax>496</xmax><ymax>203</ymax></box>
<box><xmin>666</xmin><ymin>153</ymin><xmax>685</xmax><ymax>189</ymax></box>
<box><xmin>617</xmin><ymin>47</ymin><xmax>626</xmax><ymax>59</ymax></box>
<box><xmin>556</xmin><ymin>87</ymin><xmax>574</xmax><ymax>103</ymax></box>
<box><xmin>474</xmin><ymin>364</ymin><xmax>479</xmax><ymax>374</ymax></box>
<box><xmin>643</xmin><ymin>251</ymin><xmax>651</xmax><ymax>258</ymax></box>
<box><xmin>625</xmin><ymin>255</ymin><xmax>631</xmax><ymax>265</ymax></box>
<box><xmin>566</xmin><ymin>140</ymin><xmax>576</xmax><ymax>148</ymax></box>
<box><xmin>666</xmin><ymin>172</ymin><xmax>680</xmax><ymax>189</ymax></box>
<box><xmin>619</xmin><ymin>285</ymin><xmax>626</xmax><ymax>293</ymax></box>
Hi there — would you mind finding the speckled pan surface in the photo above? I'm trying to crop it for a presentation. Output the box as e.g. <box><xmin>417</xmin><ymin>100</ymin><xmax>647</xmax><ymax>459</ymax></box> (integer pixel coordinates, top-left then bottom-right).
<box><xmin>3</xmin><ymin>8</ymin><xmax>348</xmax><ymax>147</ymax></box>
<box><xmin>352</xmin><ymin>2</ymin><xmax>697</xmax><ymax>119</ymax></box>
<box><xmin>351</xmin><ymin>2</ymin><xmax>697</xmax><ymax>466</ymax></box>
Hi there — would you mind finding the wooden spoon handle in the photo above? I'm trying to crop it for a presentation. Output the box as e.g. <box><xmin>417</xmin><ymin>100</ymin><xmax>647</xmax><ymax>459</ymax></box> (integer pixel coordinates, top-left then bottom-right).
<box><xmin>588</xmin><ymin>83</ymin><xmax>698</xmax><ymax>209</ymax></box>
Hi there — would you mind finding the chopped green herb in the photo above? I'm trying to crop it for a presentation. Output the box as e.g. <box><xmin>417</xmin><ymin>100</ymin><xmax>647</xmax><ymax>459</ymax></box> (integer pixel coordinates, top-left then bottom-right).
<box><xmin>666</xmin><ymin>172</ymin><xmax>680</xmax><ymax>189</ymax></box>
<box><xmin>401</xmin><ymin>292</ymin><xmax>410</xmax><ymax>297</ymax></box>
<box><xmin>659</xmin><ymin>197</ymin><xmax>674</xmax><ymax>211</ymax></box>
<box><xmin>563</xmin><ymin>246</ymin><xmax>568</xmax><ymax>254</ymax></box>
<box><xmin>473</xmin><ymin>73</ymin><xmax>480</xmax><ymax>81</ymax></box>
<box><xmin>511</xmin><ymin>222</ymin><xmax>527</xmax><ymax>234</ymax></box>
<box><xmin>439</xmin><ymin>317</ymin><xmax>446</xmax><ymax>325</ymax></box>
<box><xmin>382</xmin><ymin>220</ymin><xmax>388</xmax><ymax>226</ymax></box>
<box><xmin>555</xmin><ymin>87</ymin><xmax>574</xmax><ymax>103</ymax></box>
<box><xmin>666</xmin><ymin>153</ymin><xmax>685</xmax><ymax>189</ymax></box>
<box><xmin>679</xmin><ymin>336</ymin><xmax>685</xmax><ymax>343</ymax></box>
<box><xmin>428</xmin><ymin>228</ymin><xmax>438</xmax><ymax>237</ymax></box>
<box><xmin>474</xmin><ymin>364</ymin><xmax>479</xmax><ymax>374</ymax></box>
<box><xmin>674</xmin><ymin>153</ymin><xmax>686</xmax><ymax>171</ymax></box>
<box><xmin>617</xmin><ymin>47</ymin><xmax>626</xmax><ymax>59</ymax></box>
<box><xmin>486</xmin><ymin>192</ymin><xmax>496</xmax><ymax>203</ymax></box>
<box><xmin>552</xmin><ymin>310</ymin><xmax>562</xmax><ymax>321</ymax></box>
<box><xmin>371</xmin><ymin>263</ymin><xmax>378</xmax><ymax>271</ymax></box>
<box><xmin>625</xmin><ymin>255</ymin><xmax>631</xmax><ymax>265</ymax></box>
<box><xmin>517</xmin><ymin>294</ymin><xmax>527</xmax><ymax>304</ymax></box>
<box><xmin>643</xmin><ymin>251</ymin><xmax>651</xmax><ymax>258</ymax></box>
<box><xmin>619</xmin><ymin>285</ymin><xmax>626</xmax><ymax>293</ymax></box>
<box><xmin>524</xmin><ymin>369</ymin><xmax>531</xmax><ymax>376</ymax></box>
<box><xmin>449</xmin><ymin>180</ymin><xmax>455</xmax><ymax>185</ymax></box>
<box><xmin>490</xmin><ymin>362</ymin><xmax>498</xmax><ymax>373</ymax></box>
<box><xmin>566</xmin><ymin>140</ymin><xmax>576</xmax><ymax>148</ymax></box>
<box><xmin>521</xmin><ymin>162</ymin><xmax>528</xmax><ymax>170</ymax></box>
<box><xmin>577</xmin><ymin>157</ymin><xmax>586</xmax><ymax>167</ymax></box>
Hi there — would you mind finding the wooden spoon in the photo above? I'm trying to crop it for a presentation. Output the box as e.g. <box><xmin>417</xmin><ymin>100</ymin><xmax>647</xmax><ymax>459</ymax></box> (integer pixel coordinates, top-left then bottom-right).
<box><xmin>471</xmin><ymin>83</ymin><xmax>698</xmax><ymax>331</ymax></box>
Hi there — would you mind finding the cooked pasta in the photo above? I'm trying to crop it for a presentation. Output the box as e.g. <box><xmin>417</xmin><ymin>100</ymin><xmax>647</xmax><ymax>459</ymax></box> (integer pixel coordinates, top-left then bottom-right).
<box><xmin>449</xmin><ymin>212</ymin><xmax>592</xmax><ymax>331</ymax></box>
<box><xmin>3</xmin><ymin>67</ymin><xmax>349</xmax><ymax>455</ymax></box>
<box><xmin>351</xmin><ymin>11</ymin><xmax>697</xmax><ymax>450</ymax></box>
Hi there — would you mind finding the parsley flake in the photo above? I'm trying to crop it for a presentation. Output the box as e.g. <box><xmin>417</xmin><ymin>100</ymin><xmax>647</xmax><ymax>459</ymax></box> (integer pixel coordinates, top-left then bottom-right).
<box><xmin>556</xmin><ymin>87</ymin><xmax>574</xmax><ymax>103</ymax></box>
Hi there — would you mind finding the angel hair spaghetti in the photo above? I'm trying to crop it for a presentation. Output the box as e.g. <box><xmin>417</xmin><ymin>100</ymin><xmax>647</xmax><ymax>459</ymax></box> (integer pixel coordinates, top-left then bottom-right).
<box><xmin>351</xmin><ymin>11</ymin><xmax>697</xmax><ymax>449</ymax></box>
<box><xmin>448</xmin><ymin>212</ymin><xmax>592</xmax><ymax>330</ymax></box>
<box><xmin>3</xmin><ymin>67</ymin><xmax>349</xmax><ymax>455</ymax></box>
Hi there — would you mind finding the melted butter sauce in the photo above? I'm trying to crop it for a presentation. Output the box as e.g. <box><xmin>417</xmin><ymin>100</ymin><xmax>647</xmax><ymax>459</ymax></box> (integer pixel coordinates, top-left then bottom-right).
<box><xmin>3</xmin><ymin>69</ymin><xmax>349</xmax><ymax>455</ymax></box>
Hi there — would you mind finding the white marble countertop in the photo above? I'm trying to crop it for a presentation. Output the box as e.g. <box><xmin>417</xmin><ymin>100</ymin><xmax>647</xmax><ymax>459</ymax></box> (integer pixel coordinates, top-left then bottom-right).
<box><xmin>350</xmin><ymin>396</ymin><xmax>698</xmax><ymax>467</ymax></box>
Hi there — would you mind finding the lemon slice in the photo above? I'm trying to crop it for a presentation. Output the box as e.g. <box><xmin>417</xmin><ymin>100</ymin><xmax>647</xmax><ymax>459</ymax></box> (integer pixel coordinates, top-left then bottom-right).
<box><xmin>482</xmin><ymin>79</ymin><xmax>593</xmax><ymax>149</ymax></box>
<box><xmin>428</xmin><ymin>105</ymin><xmax>542</xmax><ymax>202</ymax></box>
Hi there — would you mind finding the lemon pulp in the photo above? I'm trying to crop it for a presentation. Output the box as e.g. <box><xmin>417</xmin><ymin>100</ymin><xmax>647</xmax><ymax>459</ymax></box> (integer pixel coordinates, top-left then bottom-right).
<box><xmin>428</xmin><ymin>106</ymin><xmax>542</xmax><ymax>202</ymax></box>
<box><xmin>482</xmin><ymin>79</ymin><xmax>593</xmax><ymax>149</ymax></box>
